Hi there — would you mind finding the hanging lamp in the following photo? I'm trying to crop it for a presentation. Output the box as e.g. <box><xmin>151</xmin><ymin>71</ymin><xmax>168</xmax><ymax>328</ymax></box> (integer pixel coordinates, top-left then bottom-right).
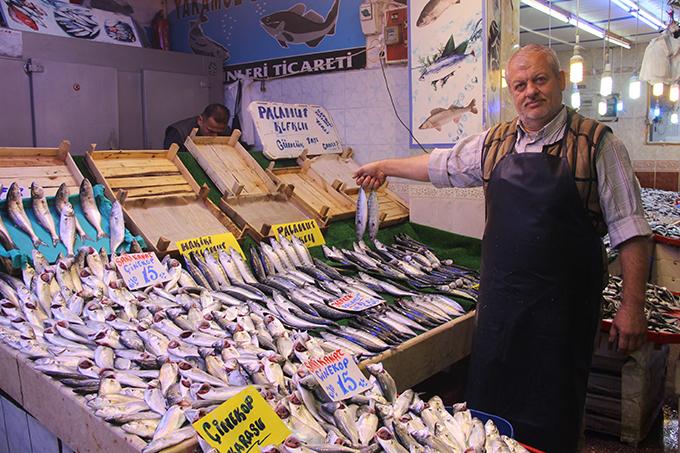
<box><xmin>600</xmin><ymin>1</ymin><xmax>614</xmax><ymax>97</ymax></box>
<box><xmin>670</xmin><ymin>84</ymin><xmax>679</xmax><ymax>102</ymax></box>
<box><xmin>628</xmin><ymin>0</ymin><xmax>642</xmax><ymax>99</ymax></box>
<box><xmin>569</xmin><ymin>0</ymin><xmax>584</xmax><ymax>83</ymax></box>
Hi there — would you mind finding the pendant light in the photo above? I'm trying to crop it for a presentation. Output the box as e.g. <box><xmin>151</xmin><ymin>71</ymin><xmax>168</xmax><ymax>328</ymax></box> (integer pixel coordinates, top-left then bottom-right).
<box><xmin>571</xmin><ymin>86</ymin><xmax>581</xmax><ymax>109</ymax></box>
<box><xmin>672</xmin><ymin>110</ymin><xmax>679</xmax><ymax>124</ymax></box>
<box><xmin>628</xmin><ymin>0</ymin><xmax>642</xmax><ymax>99</ymax></box>
<box><xmin>653</xmin><ymin>82</ymin><xmax>664</xmax><ymax>96</ymax></box>
<box><xmin>600</xmin><ymin>1</ymin><xmax>613</xmax><ymax>97</ymax></box>
<box><xmin>670</xmin><ymin>84</ymin><xmax>680</xmax><ymax>102</ymax></box>
<box><xmin>569</xmin><ymin>0</ymin><xmax>584</xmax><ymax>83</ymax></box>
<box><xmin>598</xmin><ymin>99</ymin><xmax>608</xmax><ymax>115</ymax></box>
<box><xmin>653</xmin><ymin>101</ymin><xmax>661</xmax><ymax>117</ymax></box>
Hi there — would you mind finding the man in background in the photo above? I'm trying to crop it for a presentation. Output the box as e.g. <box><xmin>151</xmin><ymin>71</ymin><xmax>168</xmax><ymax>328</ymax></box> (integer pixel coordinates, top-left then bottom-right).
<box><xmin>163</xmin><ymin>103</ymin><xmax>230</xmax><ymax>151</ymax></box>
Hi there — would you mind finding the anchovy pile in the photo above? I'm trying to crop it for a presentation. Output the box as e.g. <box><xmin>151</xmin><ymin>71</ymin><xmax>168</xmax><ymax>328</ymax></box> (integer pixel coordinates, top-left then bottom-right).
<box><xmin>0</xmin><ymin>247</ymin><xmax>523</xmax><ymax>452</ymax></box>
<box><xmin>322</xmin><ymin>235</ymin><xmax>479</xmax><ymax>300</ymax></box>
<box><xmin>640</xmin><ymin>188</ymin><xmax>680</xmax><ymax>240</ymax></box>
<box><xmin>182</xmin><ymin>235</ymin><xmax>470</xmax><ymax>355</ymax></box>
<box><xmin>0</xmin><ymin>180</ymin><xmax>127</xmax><ymax>255</ymax></box>
<box><xmin>602</xmin><ymin>276</ymin><xmax>680</xmax><ymax>334</ymax></box>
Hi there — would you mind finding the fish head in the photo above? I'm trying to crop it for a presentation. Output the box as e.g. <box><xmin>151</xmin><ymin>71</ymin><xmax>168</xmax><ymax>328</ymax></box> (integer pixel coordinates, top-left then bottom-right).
<box><xmin>30</xmin><ymin>182</ymin><xmax>44</xmax><ymax>199</ymax></box>
<box><xmin>417</xmin><ymin>11</ymin><xmax>435</xmax><ymax>27</ymax></box>
<box><xmin>260</xmin><ymin>12</ymin><xmax>285</xmax><ymax>30</ymax></box>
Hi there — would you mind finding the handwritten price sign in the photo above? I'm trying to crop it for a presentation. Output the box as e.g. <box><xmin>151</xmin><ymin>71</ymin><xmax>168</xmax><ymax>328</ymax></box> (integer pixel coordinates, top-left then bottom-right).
<box><xmin>304</xmin><ymin>349</ymin><xmax>370</xmax><ymax>401</ymax></box>
<box><xmin>114</xmin><ymin>252</ymin><xmax>171</xmax><ymax>290</ymax></box>
<box><xmin>328</xmin><ymin>292</ymin><xmax>383</xmax><ymax>312</ymax></box>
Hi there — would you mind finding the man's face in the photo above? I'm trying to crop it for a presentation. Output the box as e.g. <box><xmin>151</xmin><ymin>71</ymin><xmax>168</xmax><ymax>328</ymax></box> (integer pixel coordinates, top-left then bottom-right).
<box><xmin>506</xmin><ymin>51</ymin><xmax>566</xmax><ymax>131</ymax></box>
<box><xmin>197</xmin><ymin>115</ymin><xmax>227</xmax><ymax>136</ymax></box>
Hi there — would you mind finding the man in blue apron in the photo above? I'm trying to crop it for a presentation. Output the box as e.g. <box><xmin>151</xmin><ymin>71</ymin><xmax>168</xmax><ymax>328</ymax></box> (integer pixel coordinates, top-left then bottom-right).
<box><xmin>354</xmin><ymin>44</ymin><xmax>652</xmax><ymax>452</ymax></box>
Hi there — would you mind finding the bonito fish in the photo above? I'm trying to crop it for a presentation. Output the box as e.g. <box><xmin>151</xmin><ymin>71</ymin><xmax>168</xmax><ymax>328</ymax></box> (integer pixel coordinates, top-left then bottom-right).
<box><xmin>367</xmin><ymin>190</ymin><xmax>380</xmax><ymax>242</ymax></box>
<box><xmin>356</xmin><ymin>187</ymin><xmax>368</xmax><ymax>241</ymax></box>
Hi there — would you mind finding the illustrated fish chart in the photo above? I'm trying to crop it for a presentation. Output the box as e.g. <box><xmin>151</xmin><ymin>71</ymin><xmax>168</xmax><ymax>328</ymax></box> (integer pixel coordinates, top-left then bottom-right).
<box><xmin>0</xmin><ymin>0</ymin><xmax>140</xmax><ymax>46</ymax></box>
<box><xmin>409</xmin><ymin>0</ymin><xmax>485</xmax><ymax>147</ymax></box>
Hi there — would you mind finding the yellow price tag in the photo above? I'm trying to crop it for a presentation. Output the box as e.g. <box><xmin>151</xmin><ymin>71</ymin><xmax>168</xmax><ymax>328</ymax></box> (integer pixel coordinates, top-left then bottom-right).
<box><xmin>272</xmin><ymin>219</ymin><xmax>325</xmax><ymax>248</ymax></box>
<box><xmin>176</xmin><ymin>233</ymin><xmax>244</xmax><ymax>258</ymax></box>
<box><xmin>193</xmin><ymin>386</ymin><xmax>291</xmax><ymax>453</ymax></box>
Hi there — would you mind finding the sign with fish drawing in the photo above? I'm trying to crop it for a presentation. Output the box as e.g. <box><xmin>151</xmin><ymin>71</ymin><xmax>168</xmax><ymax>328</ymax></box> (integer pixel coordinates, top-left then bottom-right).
<box><xmin>193</xmin><ymin>386</ymin><xmax>291</xmax><ymax>453</ymax></box>
<box><xmin>248</xmin><ymin>101</ymin><xmax>343</xmax><ymax>159</ymax></box>
<box><xmin>0</xmin><ymin>1</ymin><xmax>140</xmax><ymax>47</ymax></box>
<box><xmin>304</xmin><ymin>349</ymin><xmax>370</xmax><ymax>401</ymax></box>
<box><xmin>167</xmin><ymin>0</ymin><xmax>366</xmax><ymax>82</ymax></box>
<box><xmin>409</xmin><ymin>0</ymin><xmax>485</xmax><ymax>147</ymax></box>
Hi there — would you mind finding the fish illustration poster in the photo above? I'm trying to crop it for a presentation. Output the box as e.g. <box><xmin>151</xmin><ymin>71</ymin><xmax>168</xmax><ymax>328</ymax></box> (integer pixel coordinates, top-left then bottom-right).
<box><xmin>0</xmin><ymin>0</ymin><xmax>140</xmax><ymax>46</ymax></box>
<box><xmin>167</xmin><ymin>0</ymin><xmax>366</xmax><ymax>82</ymax></box>
<box><xmin>409</xmin><ymin>0</ymin><xmax>485</xmax><ymax>147</ymax></box>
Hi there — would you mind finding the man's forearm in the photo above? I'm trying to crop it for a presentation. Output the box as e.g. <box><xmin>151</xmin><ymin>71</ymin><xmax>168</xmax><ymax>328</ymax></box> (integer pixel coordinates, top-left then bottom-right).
<box><xmin>619</xmin><ymin>235</ymin><xmax>652</xmax><ymax>309</ymax></box>
<box><xmin>378</xmin><ymin>154</ymin><xmax>431</xmax><ymax>181</ymax></box>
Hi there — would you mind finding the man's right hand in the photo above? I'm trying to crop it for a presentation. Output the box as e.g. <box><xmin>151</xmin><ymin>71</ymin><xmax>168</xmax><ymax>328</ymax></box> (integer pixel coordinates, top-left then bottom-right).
<box><xmin>354</xmin><ymin>161</ymin><xmax>386</xmax><ymax>191</ymax></box>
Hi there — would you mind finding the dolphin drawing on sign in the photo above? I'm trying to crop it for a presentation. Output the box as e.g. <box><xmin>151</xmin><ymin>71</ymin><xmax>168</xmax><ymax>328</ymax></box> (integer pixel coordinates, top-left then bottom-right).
<box><xmin>189</xmin><ymin>14</ymin><xmax>230</xmax><ymax>63</ymax></box>
<box><xmin>260</xmin><ymin>0</ymin><xmax>340</xmax><ymax>48</ymax></box>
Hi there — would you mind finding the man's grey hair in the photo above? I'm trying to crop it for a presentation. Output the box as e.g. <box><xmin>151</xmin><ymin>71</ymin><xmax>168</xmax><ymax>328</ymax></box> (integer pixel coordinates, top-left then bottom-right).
<box><xmin>508</xmin><ymin>44</ymin><xmax>562</xmax><ymax>76</ymax></box>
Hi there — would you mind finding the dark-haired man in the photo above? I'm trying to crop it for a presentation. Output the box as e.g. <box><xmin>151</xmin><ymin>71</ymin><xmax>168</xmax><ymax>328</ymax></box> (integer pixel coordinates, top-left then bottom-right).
<box><xmin>163</xmin><ymin>103</ymin><xmax>230</xmax><ymax>151</ymax></box>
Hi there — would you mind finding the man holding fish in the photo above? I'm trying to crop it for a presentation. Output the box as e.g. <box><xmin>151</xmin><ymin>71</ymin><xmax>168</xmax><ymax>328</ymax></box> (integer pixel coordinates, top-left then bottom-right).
<box><xmin>354</xmin><ymin>44</ymin><xmax>652</xmax><ymax>452</ymax></box>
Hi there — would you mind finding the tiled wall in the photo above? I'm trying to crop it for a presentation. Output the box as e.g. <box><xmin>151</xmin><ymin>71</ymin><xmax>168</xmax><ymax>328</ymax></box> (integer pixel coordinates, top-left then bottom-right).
<box><xmin>633</xmin><ymin>160</ymin><xmax>680</xmax><ymax>192</ymax></box>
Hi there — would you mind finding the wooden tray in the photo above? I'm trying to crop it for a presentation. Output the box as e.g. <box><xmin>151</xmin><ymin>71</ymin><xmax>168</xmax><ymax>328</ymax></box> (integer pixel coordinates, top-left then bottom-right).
<box><xmin>220</xmin><ymin>185</ymin><xmax>326</xmax><ymax>242</ymax></box>
<box><xmin>297</xmin><ymin>148</ymin><xmax>409</xmax><ymax>226</ymax></box>
<box><xmin>86</xmin><ymin>145</ymin><xmax>245</xmax><ymax>254</ymax></box>
<box><xmin>0</xmin><ymin>141</ymin><xmax>83</xmax><ymax>197</ymax></box>
<box><xmin>184</xmin><ymin>130</ymin><xmax>276</xmax><ymax>197</ymax></box>
<box><xmin>266</xmin><ymin>163</ymin><xmax>356</xmax><ymax>222</ymax></box>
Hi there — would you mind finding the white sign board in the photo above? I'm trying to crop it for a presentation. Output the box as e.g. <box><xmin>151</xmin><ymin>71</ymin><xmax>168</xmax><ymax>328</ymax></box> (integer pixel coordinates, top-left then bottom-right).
<box><xmin>248</xmin><ymin>101</ymin><xmax>344</xmax><ymax>160</ymax></box>
<box><xmin>0</xmin><ymin>1</ymin><xmax>141</xmax><ymax>47</ymax></box>
<box><xmin>304</xmin><ymin>349</ymin><xmax>370</xmax><ymax>401</ymax></box>
<box><xmin>114</xmin><ymin>252</ymin><xmax>171</xmax><ymax>291</ymax></box>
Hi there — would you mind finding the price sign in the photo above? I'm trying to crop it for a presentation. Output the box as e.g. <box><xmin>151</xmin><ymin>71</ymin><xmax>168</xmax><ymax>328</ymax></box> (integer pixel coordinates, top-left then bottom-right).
<box><xmin>176</xmin><ymin>232</ymin><xmax>244</xmax><ymax>258</ymax></box>
<box><xmin>304</xmin><ymin>349</ymin><xmax>370</xmax><ymax>401</ymax></box>
<box><xmin>193</xmin><ymin>386</ymin><xmax>291</xmax><ymax>453</ymax></box>
<box><xmin>272</xmin><ymin>219</ymin><xmax>325</xmax><ymax>248</ymax></box>
<box><xmin>328</xmin><ymin>292</ymin><xmax>383</xmax><ymax>312</ymax></box>
<box><xmin>113</xmin><ymin>252</ymin><xmax>171</xmax><ymax>290</ymax></box>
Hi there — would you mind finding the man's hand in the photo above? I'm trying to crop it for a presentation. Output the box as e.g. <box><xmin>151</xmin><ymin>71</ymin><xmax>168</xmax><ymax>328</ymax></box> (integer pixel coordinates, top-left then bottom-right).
<box><xmin>354</xmin><ymin>161</ymin><xmax>386</xmax><ymax>191</ymax></box>
<box><xmin>609</xmin><ymin>303</ymin><xmax>647</xmax><ymax>354</ymax></box>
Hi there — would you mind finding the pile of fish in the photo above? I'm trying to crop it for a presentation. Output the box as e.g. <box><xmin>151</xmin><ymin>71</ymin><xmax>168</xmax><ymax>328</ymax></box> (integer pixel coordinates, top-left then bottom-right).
<box><xmin>0</xmin><ymin>180</ymin><xmax>127</xmax><ymax>255</ymax></box>
<box><xmin>602</xmin><ymin>276</ymin><xmax>680</xmax><ymax>334</ymax></box>
<box><xmin>640</xmin><ymin>188</ymin><xmax>680</xmax><ymax>240</ymax></box>
<box><xmin>356</xmin><ymin>187</ymin><xmax>381</xmax><ymax>242</ymax></box>
<box><xmin>323</xmin><ymin>235</ymin><xmax>479</xmax><ymax>301</ymax></box>
<box><xmin>0</xmin><ymin>246</ymin><xmax>523</xmax><ymax>452</ymax></box>
<box><xmin>181</xmin><ymin>234</ymin><xmax>471</xmax><ymax>355</ymax></box>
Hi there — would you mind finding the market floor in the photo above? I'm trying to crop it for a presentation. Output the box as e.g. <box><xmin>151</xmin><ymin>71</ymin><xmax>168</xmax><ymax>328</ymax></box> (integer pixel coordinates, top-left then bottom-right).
<box><xmin>413</xmin><ymin>360</ymin><xmax>680</xmax><ymax>452</ymax></box>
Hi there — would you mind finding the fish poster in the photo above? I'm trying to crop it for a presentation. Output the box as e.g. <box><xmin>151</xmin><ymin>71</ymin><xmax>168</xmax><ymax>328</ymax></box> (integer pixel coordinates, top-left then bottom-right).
<box><xmin>0</xmin><ymin>0</ymin><xmax>141</xmax><ymax>47</ymax></box>
<box><xmin>409</xmin><ymin>0</ymin><xmax>485</xmax><ymax>147</ymax></box>
<box><xmin>167</xmin><ymin>0</ymin><xmax>367</xmax><ymax>82</ymax></box>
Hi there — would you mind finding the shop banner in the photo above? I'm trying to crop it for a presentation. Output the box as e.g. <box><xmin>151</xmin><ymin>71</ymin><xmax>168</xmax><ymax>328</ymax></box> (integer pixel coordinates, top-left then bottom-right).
<box><xmin>248</xmin><ymin>101</ymin><xmax>343</xmax><ymax>159</ymax></box>
<box><xmin>408</xmin><ymin>0</ymin><xmax>485</xmax><ymax>147</ymax></box>
<box><xmin>0</xmin><ymin>1</ymin><xmax>141</xmax><ymax>47</ymax></box>
<box><xmin>167</xmin><ymin>0</ymin><xmax>366</xmax><ymax>80</ymax></box>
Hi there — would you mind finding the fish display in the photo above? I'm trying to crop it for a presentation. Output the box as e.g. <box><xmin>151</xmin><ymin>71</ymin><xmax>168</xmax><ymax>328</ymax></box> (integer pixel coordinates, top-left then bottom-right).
<box><xmin>0</xmin><ymin>180</ymin><xmax>128</xmax><ymax>258</ymax></box>
<box><xmin>602</xmin><ymin>276</ymin><xmax>680</xmax><ymax>334</ymax></box>
<box><xmin>640</xmin><ymin>188</ymin><xmax>680</xmax><ymax>239</ymax></box>
<box><xmin>419</xmin><ymin>99</ymin><xmax>478</xmax><ymax>132</ymax></box>
<box><xmin>417</xmin><ymin>0</ymin><xmax>461</xmax><ymax>27</ymax></box>
<box><xmin>0</xmin><ymin>233</ymin><xmax>525</xmax><ymax>452</ymax></box>
<box><xmin>260</xmin><ymin>0</ymin><xmax>339</xmax><ymax>48</ymax></box>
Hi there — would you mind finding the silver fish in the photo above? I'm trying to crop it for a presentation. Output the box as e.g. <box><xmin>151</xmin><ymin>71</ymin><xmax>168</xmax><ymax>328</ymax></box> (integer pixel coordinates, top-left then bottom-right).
<box><xmin>7</xmin><ymin>182</ymin><xmax>44</xmax><ymax>247</ymax></box>
<box><xmin>59</xmin><ymin>203</ymin><xmax>77</xmax><ymax>256</ymax></box>
<box><xmin>0</xmin><ymin>186</ymin><xmax>16</xmax><ymax>250</ymax></box>
<box><xmin>417</xmin><ymin>0</ymin><xmax>460</xmax><ymax>27</ymax></box>
<box><xmin>79</xmin><ymin>179</ymin><xmax>106</xmax><ymax>239</ymax></box>
<box><xmin>367</xmin><ymin>190</ymin><xmax>379</xmax><ymax>242</ymax></box>
<box><xmin>109</xmin><ymin>200</ymin><xmax>125</xmax><ymax>254</ymax></box>
<box><xmin>31</xmin><ymin>182</ymin><xmax>59</xmax><ymax>246</ymax></box>
<box><xmin>355</xmin><ymin>187</ymin><xmax>368</xmax><ymax>241</ymax></box>
<box><xmin>55</xmin><ymin>183</ymin><xmax>89</xmax><ymax>240</ymax></box>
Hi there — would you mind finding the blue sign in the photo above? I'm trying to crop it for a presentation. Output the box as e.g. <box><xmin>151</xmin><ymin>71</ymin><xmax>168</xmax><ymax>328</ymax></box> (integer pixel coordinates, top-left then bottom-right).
<box><xmin>168</xmin><ymin>0</ymin><xmax>366</xmax><ymax>81</ymax></box>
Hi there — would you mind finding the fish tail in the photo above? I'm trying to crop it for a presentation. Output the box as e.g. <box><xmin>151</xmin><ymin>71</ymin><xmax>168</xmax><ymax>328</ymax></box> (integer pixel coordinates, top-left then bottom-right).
<box><xmin>97</xmin><ymin>231</ymin><xmax>108</xmax><ymax>240</ymax></box>
<box><xmin>52</xmin><ymin>237</ymin><xmax>60</xmax><ymax>247</ymax></box>
<box><xmin>33</xmin><ymin>238</ymin><xmax>46</xmax><ymax>248</ymax></box>
<box><xmin>468</xmin><ymin>98</ymin><xmax>478</xmax><ymax>114</ymax></box>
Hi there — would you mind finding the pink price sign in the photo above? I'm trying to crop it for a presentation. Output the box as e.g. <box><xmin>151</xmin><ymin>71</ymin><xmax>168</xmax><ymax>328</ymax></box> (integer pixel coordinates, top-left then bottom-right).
<box><xmin>328</xmin><ymin>292</ymin><xmax>383</xmax><ymax>312</ymax></box>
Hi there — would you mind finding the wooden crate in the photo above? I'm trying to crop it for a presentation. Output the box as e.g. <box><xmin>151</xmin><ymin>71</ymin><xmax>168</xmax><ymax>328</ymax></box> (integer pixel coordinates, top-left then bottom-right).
<box><xmin>297</xmin><ymin>148</ymin><xmax>409</xmax><ymax>226</ymax></box>
<box><xmin>220</xmin><ymin>185</ymin><xmax>326</xmax><ymax>242</ymax></box>
<box><xmin>184</xmin><ymin>129</ymin><xmax>276</xmax><ymax>197</ymax></box>
<box><xmin>651</xmin><ymin>237</ymin><xmax>680</xmax><ymax>292</ymax></box>
<box><xmin>86</xmin><ymin>145</ymin><xmax>245</xmax><ymax>254</ymax></box>
<box><xmin>266</xmin><ymin>163</ymin><xmax>356</xmax><ymax>222</ymax></box>
<box><xmin>0</xmin><ymin>141</ymin><xmax>83</xmax><ymax>197</ymax></box>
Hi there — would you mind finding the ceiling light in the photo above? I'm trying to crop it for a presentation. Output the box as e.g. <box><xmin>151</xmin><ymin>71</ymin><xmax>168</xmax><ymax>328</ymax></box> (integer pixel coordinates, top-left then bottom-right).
<box><xmin>571</xmin><ymin>89</ymin><xmax>581</xmax><ymax>109</ymax></box>
<box><xmin>570</xmin><ymin>46</ymin><xmax>584</xmax><ymax>83</ymax></box>
<box><xmin>617</xmin><ymin>99</ymin><xmax>623</xmax><ymax>112</ymax></box>
<box><xmin>653</xmin><ymin>82</ymin><xmax>664</xmax><ymax>97</ymax></box>
<box><xmin>672</xmin><ymin>112</ymin><xmax>679</xmax><ymax>124</ymax></box>
<box><xmin>598</xmin><ymin>100</ymin><xmax>608</xmax><ymax>116</ymax></box>
<box><xmin>600</xmin><ymin>63</ymin><xmax>613</xmax><ymax>96</ymax></box>
<box><xmin>610</xmin><ymin>0</ymin><xmax>665</xmax><ymax>29</ymax></box>
<box><xmin>628</xmin><ymin>73</ymin><xmax>641</xmax><ymax>99</ymax></box>
<box><xmin>670</xmin><ymin>84</ymin><xmax>679</xmax><ymax>102</ymax></box>
<box><xmin>521</xmin><ymin>0</ymin><xmax>569</xmax><ymax>22</ymax></box>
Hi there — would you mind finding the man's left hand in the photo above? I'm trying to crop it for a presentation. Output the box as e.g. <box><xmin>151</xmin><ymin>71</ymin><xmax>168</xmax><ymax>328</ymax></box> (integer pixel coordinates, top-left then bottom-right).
<box><xmin>609</xmin><ymin>304</ymin><xmax>647</xmax><ymax>354</ymax></box>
